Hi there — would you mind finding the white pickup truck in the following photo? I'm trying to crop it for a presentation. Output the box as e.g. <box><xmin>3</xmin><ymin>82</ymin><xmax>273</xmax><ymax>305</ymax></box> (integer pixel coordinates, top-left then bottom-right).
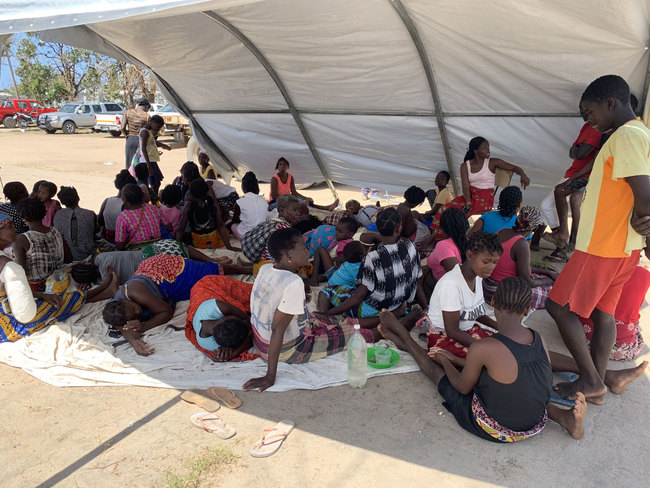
<box><xmin>93</xmin><ymin>102</ymin><xmax>126</xmax><ymax>137</ymax></box>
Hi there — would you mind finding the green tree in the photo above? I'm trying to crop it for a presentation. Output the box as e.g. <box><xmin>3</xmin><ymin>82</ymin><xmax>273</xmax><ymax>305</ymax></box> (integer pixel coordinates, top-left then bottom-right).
<box><xmin>14</xmin><ymin>34</ymin><xmax>107</xmax><ymax>104</ymax></box>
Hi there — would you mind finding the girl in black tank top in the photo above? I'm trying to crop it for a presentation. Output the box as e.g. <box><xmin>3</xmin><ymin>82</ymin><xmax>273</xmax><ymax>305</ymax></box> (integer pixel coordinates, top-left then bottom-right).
<box><xmin>475</xmin><ymin>331</ymin><xmax>552</xmax><ymax>432</ymax></box>
<box><xmin>376</xmin><ymin>276</ymin><xmax>587</xmax><ymax>443</ymax></box>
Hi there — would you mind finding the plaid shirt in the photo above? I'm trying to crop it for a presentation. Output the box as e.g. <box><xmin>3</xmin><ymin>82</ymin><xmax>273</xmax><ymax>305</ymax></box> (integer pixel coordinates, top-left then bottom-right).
<box><xmin>322</xmin><ymin>210</ymin><xmax>352</xmax><ymax>226</ymax></box>
<box><xmin>356</xmin><ymin>238</ymin><xmax>421</xmax><ymax>310</ymax></box>
<box><xmin>241</xmin><ymin>218</ymin><xmax>289</xmax><ymax>262</ymax></box>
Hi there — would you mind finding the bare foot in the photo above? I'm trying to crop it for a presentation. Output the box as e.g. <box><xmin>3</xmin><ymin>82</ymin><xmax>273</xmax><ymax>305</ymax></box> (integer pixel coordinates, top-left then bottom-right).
<box><xmin>327</xmin><ymin>199</ymin><xmax>340</xmax><ymax>211</ymax></box>
<box><xmin>401</xmin><ymin>304</ymin><xmax>425</xmax><ymax>331</ymax></box>
<box><xmin>378</xmin><ymin>308</ymin><xmax>410</xmax><ymax>350</ymax></box>
<box><xmin>605</xmin><ymin>361</ymin><xmax>648</xmax><ymax>395</ymax></box>
<box><xmin>554</xmin><ymin>378</ymin><xmax>606</xmax><ymax>405</ymax></box>
<box><xmin>377</xmin><ymin>324</ymin><xmax>407</xmax><ymax>351</ymax></box>
<box><xmin>563</xmin><ymin>392</ymin><xmax>587</xmax><ymax>439</ymax></box>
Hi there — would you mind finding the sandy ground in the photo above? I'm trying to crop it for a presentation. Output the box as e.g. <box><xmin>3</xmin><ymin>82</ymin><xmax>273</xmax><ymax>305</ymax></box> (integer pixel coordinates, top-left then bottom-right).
<box><xmin>1</xmin><ymin>128</ymin><xmax>650</xmax><ymax>487</ymax></box>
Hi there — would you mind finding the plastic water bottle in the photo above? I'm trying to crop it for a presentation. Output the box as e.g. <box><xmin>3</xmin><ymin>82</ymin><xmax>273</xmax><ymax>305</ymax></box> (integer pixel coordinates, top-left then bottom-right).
<box><xmin>347</xmin><ymin>324</ymin><xmax>367</xmax><ymax>388</ymax></box>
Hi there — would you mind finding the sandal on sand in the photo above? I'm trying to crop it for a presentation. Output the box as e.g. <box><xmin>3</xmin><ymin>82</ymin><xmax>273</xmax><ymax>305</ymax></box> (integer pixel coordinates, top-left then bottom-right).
<box><xmin>206</xmin><ymin>387</ymin><xmax>242</xmax><ymax>409</ymax></box>
<box><xmin>250</xmin><ymin>420</ymin><xmax>294</xmax><ymax>458</ymax></box>
<box><xmin>190</xmin><ymin>412</ymin><xmax>236</xmax><ymax>439</ymax></box>
<box><xmin>543</xmin><ymin>248</ymin><xmax>568</xmax><ymax>263</ymax></box>
<box><xmin>180</xmin><ymin>389</ymin><xmax>221</xmax><ymax>412</ymax></box>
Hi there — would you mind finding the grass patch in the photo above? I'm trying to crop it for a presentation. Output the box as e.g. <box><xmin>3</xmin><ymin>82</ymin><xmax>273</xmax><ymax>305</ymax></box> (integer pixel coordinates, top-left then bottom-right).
<box><xmin>155</xmin><ymin>446</ymin><xmax>241</xmax><ymax>488</ymax></box>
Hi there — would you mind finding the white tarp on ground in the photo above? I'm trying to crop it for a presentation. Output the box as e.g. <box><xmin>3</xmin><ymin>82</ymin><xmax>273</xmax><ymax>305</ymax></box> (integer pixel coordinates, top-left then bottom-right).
<box><xmin>0</xmin><ymin>299</ymin><xmax>419</xmax><ymax>391</ymax></box>
<box><xmin>0</xmin><ymin>0</ymin><xmax>648</xmax><ymax>202</ymax></box>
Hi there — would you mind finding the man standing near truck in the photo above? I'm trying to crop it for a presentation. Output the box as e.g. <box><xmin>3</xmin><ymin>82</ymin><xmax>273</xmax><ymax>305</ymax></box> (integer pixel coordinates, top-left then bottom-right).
<box><xmin>121</xmin><ymin>99</ymin><xmax>151</xmax><ymax>169</ymax></box>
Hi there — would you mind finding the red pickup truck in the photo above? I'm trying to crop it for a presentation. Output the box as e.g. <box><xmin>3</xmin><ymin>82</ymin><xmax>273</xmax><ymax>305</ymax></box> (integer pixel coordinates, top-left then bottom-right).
<box><xmin>0</xmin><ymin>98</ymin><xmax>57</xmax><ymax>128</ymax></box>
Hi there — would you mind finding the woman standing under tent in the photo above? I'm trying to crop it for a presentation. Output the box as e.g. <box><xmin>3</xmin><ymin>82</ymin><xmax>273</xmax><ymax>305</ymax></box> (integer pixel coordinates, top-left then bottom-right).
<box><xmin>121</xmin><ymin>99</ymin><xmax>151</xmax><ymax>169</ymax></box>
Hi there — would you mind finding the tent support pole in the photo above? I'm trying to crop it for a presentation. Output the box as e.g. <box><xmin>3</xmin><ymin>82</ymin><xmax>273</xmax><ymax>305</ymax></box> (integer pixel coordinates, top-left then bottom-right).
<box><xmin>641</xmin><ymin>50</ymin><xmax>650</xmax><ymax>117</ymax></box>
<box><xmin>389</xmin><ymin>0</ymin><xmax>458</xmax><ymax>195</ymax></box>
<box><xmin>202</xmin><ymin>10</ymin><xmax>339</xmax><ymax>201</ymax></box>
<box><xmin>84</xmin><ymin>27</ymin><xmax>239</xmax><ymax>175</ymax></box>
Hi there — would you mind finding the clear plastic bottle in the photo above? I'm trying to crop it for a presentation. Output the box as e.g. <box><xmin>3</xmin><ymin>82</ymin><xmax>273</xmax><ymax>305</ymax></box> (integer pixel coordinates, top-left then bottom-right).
<box><xmin>347</xmin><ymin>324</ymin><xmax>367</xmax><ymax>388</ymax></box>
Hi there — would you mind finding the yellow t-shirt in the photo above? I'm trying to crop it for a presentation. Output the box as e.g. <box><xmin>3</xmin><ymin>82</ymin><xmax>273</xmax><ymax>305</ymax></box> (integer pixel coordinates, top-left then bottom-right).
<box><xmin>576</xmin><ymin>120</ymin><xmax>650</xmax><ymax>258</ymax></box>
<box><xmin>433</xmin><ymin>187</ymin><xmax>454</xmax><ymax>205</ymax></box>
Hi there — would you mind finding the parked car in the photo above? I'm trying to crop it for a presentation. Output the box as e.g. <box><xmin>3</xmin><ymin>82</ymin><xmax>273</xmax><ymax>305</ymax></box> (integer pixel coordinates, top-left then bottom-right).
<box><xmin>37</xmin><ymin>101</ymin><xmax>124</xmax><ymax>134</ymax></box>
<box><xmin>1</xmin><ymin>98</ymin><xmax>57</xmax><ymax>128</ymax></box>
<box><xmin>93</xmin><ymin>102</ymin><xmax>126</xmax><ymax>137</ymax></box>
<box><xmin>152</xmin><ymin>103</ymin><xmax>191</xmax><ymax>143</ymax></box>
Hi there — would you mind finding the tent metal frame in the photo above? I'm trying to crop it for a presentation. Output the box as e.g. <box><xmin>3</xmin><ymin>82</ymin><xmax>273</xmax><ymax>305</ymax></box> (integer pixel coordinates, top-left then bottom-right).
<box><xmin>389</xmin><ymin>0</ymin><xmax>458</xmax><ymax>194</ymax></box>
<box><xmin>201</xmin><ymin>10</ymin><xmax>339</xmax><ymax>200</ymax></box>
<box><xmin>192</xmin><ymin>109</ymin><xmax>580</xmax><ymax>117</ymax></box>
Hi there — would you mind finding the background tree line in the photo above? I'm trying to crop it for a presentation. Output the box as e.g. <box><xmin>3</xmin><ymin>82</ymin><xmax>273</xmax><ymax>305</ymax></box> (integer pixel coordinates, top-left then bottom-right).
<box><xmin>3</xmin><ymin>34</ymin><xmax>157</xmax><ymax>107</ymax></box>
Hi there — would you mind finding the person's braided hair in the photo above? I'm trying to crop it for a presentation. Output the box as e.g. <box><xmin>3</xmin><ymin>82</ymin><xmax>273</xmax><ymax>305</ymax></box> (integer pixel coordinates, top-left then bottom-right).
<box><xmin>376</xmin><ymin>207</ymin><xmax>401</xmax><ymax>237</ymax></box>
<box><xmin>18</xmin><ymin>197</ymin><xmax>46</xmax><ymax>222</ymax></box>
<box><xmin>497</xmin><ymin>186</ymin><xmax>522</xmax><ymax>218</ymax></box>
<box><xmin>57</xmin><ymin>186</ymin><xmax>80</xmax><ymax>207</ymax></box>
<box><xmin>3</xmin><ymin>182</ymin><xmax>27</xmax><ymax>204</ymax></box>
<box><xmin>114</xmin><ymin>170</ymin><xmax>136</xmax><ymax>192</ymax></box>
<box><xmin>440</xmin><ymin>207</ymin><xmax>469</xmax><ymax>262</ymax></box>
<box><xmin>467</xmin><ymin>231</ymin><xmax>503</xmax><ymax>257</ymax></box>
<box><xmin>213</xmin><ymin>317</ymin><xmax>249</xmax><ymax>348</ymax></box>
<box><xmin>493</xmin><ymin>276</ymin><xmax>532</xmax><ymax>315</ymax></box>
<box><xmin>241</xmin><ymin>171</ymin><xmax>260</xmax><ymax>194</ymax></box>
<box><xmin>71</xmin><ymin>262</ymin><xmax>100</xmax><ymax>285</ymax></box>
<box><xmin>121</xmin><ymin>183</ymin><xmax>143</xmax><ymax>205</ymax></box>
<box><xmin>463</xmin><ymin>136</ymin><xmax>487</xmax><ymax>162</ymax></box>
<box><xmin>103</xmin><ymin>300</ymin><xmax>128</xmax><ymax>328</ymax></box>
<box><xmin>404</xmin><ymin>186</ymin><xmax>426</xmax><ymax>206</ymax></box>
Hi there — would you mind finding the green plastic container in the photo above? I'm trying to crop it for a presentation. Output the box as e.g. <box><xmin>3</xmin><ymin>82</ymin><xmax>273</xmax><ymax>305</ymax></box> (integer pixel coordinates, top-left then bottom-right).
<box><xmin>367</xmin><ymin>347</ymin><xmax>400</xmax><ymax>369</ymax></box>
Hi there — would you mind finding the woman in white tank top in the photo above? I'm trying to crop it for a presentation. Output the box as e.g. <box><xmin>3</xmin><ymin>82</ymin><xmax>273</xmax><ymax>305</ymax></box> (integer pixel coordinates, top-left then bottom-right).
<box><xmin>422</xmin><ymin>136</ymin><xmax>531</xmax><ymax>246</ymax></box>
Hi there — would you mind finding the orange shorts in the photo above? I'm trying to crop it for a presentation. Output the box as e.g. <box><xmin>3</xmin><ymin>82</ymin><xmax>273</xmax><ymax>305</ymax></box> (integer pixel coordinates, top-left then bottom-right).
<box><xmin>549</xmin><ymin>249</ymin><xmax>640</xmax><ymax>317</ymax></box>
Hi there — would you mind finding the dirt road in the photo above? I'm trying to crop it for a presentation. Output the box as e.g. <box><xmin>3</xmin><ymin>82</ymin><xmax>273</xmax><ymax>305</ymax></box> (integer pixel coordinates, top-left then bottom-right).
<box><xmin>0</xmin><ymin>128</ymin><xmax>649</xmax><ymax>488</ymax></box>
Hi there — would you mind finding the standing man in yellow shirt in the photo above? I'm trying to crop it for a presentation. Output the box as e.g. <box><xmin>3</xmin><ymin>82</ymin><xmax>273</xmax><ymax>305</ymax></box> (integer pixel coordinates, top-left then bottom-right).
<box><xmin>548</xmin><ymin>75</ymin><xmax>650</xmax><ymax>404</ymax></box>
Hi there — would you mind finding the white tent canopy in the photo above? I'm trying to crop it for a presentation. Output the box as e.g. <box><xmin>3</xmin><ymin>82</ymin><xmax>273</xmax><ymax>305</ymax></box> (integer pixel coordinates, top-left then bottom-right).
<box><xmin>1</xmin><ymin>0</ymin><xmax>649</xmax><ymax>203</ymax></box>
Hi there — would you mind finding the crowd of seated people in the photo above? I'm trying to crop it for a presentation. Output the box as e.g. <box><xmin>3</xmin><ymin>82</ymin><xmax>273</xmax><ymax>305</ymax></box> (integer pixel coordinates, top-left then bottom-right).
<box><xmin>1</xmin><ymin>75</ymin><xmax>648</xmax><ymax>444</ymax></box>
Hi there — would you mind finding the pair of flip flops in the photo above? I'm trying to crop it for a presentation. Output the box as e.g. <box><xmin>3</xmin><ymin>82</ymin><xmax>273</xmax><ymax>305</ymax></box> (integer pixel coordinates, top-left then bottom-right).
<box><xmin>180</xmin><ymin>387</ymin><xmax>242</xmax><ymax>411</ymax></box>
<box><xmin>190</xmin><ymin>415</ymin><xmax>294</xmax><ymax>458</ymax></box>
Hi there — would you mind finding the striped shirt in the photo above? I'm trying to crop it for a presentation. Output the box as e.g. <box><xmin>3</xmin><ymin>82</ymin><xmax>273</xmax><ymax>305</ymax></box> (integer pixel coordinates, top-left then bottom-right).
<box><xmin>125</xmin><ymin>109</ymin><xmax>150</xmax><ymax>137</ymax></box>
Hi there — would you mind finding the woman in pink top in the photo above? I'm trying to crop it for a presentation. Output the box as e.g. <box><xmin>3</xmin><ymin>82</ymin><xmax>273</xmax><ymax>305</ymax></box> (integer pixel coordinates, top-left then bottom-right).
<box><xmin>37</xmin><ymin>181</ymin><xmax>61</xmax><ymax>227</ymax></box>
<box><xmin>427</xmin><ymin>207</ymin><xmax>468</xmax><ymax>281</ymax></box>
<box><xmin>115</xmin><ymin>184</ymin><xmax>170</xmax><ymax>251</ymax></box>
<box><xmin>269</xmin><ymin>157</ymin><xmax>338</xmax><ymax>211</ymax></box>
<box><xmin>425</xmin><ymin>137</ymin><xmax>531</xmax><ymax>244</ymax></box>
<box><xmin>482</xmin><ymin>206</ymin><xmax>557</xmax><ymax>311</ymax></box>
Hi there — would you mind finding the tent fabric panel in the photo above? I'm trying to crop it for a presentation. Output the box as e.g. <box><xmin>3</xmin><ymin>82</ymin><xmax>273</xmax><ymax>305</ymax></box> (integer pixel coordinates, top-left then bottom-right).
<box><xmin>300</xmin><ymin>114</ymin><xmax>444</xmax><ymax>193</ymax></box>
<box><xmin>194</xmin><ymin>113</ymin><xmax>324</xmax><ymax>185</ymax></box>
<box><xmin>407</xmin><ymin>0</ymin><xmax>650</xmax><ymax>114</ymax></box>
<box><xmin>89</xmin><ymin>12</ymin><xmax>287</xmax><ymax>111</ymax></box>
<box><xmin>215</xmin><ymin>0</ymin><xmax>432</xmax><ymax>111</ymax></box>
